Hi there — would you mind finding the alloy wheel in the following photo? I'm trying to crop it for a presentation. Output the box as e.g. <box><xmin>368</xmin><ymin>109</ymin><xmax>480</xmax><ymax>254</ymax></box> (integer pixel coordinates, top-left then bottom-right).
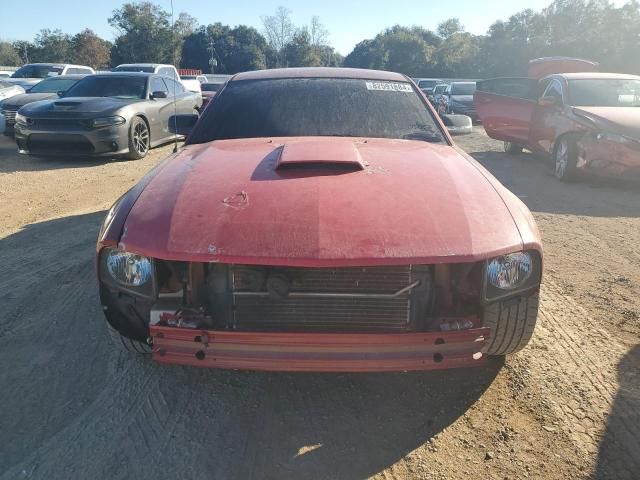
<box><xmin>133</xmin><ymin>122</ymin><xmax>149</xmax><ymax>156</ymax></box>
<box><xmin>555</xmin><ymin>139</ymin><xmax>568</xmax><ymax>179</ymax></box>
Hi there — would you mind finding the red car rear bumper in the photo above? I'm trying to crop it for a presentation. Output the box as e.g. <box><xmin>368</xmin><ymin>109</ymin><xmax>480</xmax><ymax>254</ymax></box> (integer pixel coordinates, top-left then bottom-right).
<box><xmin>150</xmin><ymin>326</ymin><xmax>490</xmax><ymax>372</ymax></box>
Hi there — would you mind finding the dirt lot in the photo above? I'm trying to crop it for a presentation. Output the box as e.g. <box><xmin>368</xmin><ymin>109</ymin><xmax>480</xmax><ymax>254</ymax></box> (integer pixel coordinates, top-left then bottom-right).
<box><xmin>1</xmin><ymin>128</ymin><xmax>639</xmax><ymax>480</ymax></box>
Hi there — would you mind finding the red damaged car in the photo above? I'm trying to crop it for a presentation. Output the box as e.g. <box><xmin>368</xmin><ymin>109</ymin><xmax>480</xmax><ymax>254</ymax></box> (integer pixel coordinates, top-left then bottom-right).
<box><xmin>97</xmin><ymin>68</ymin><xmax>542</xmax><ymax>372</ymax></box>
<box><xmin>475</xmin><ymin>57</ymin><xmax>640</xmax><ymax>181</ymax></box>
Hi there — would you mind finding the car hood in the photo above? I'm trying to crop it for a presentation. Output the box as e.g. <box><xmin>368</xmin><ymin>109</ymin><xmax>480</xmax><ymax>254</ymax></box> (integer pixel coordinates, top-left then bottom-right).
<box><xmin>120</xmin><ymin>137</ymin><xmax>526</xmax><ymax>266</ymax></box>
<box><xmin>1</xmin><ymin>92</ymin><xmax>57</xmax><ymax>108</ymax></box>
<box><xmin>20</xmin><ymin>97</ymin><xmax>139</xmax><ymax>116</ymax></box>
<box><xmin>573</xmin><ymin>107</ymin><xmax>640</xmax><ymax>139</ymax></box>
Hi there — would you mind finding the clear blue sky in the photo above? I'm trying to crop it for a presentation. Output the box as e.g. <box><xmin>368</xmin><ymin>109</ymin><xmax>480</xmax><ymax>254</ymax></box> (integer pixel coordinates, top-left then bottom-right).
<box><xmin>1</xmin><ymin>0</ymin><xmax>629</xmax><ymax>55</ymax></box>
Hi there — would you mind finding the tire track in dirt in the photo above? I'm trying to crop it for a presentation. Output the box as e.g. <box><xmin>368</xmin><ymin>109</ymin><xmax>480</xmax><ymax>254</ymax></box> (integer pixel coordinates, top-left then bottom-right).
<box><xmin>530</xmin><ymin>281</ymin><xmax>640</xmax><ymax>478</ymax></box>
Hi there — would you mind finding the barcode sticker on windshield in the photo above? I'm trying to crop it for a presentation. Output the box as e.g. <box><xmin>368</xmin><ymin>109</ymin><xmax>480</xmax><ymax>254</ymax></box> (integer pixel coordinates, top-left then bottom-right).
<box><xmin>365</xmin><ymin>82</ymin><xmax>412</xmax><ymax>92</ymax></box>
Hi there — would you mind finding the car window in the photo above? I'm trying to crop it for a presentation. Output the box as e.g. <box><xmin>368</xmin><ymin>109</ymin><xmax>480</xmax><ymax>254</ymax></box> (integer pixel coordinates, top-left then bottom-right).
<box><xmin>165</xmin><ymin>78</ymin><xmax>185</xmax><ymax>95</ymax></box>
<box><xmin>66</xmin><ymin>68</ymin><xmax>91</xmax><ymax>75</ymax></box>
<box><xmin>150</xmin><ymin>77</ymin><xmax>169</xmax><ymax>95</ymax></box>
<box><xmin>476</xmin><ymin>78</ymin><xmax>538</xmax><ymax>100</ymax></box>
<box><xmin>451</xmin><ymin>83</ymin><xmax>476</xmax><ymax>95</ymax></box>
<box><xmin>64</xmin><ymin>76</ymin><xmax>147</xmax><ymax>99</ymax></box>
<box><xmin>543</xmin><ymin>80</ymin><xmax>564</xmax><ymax>103</ymax></box>
<box><xmin>189</xmin><ymin>78</ymin><xmax>446</xmax><ymax>144</ymax></box>
<box><xmin>11</xmin><ymin>65</ymin><xmax>63</xmax><ymax>78</ymax></box>
<box><xmin>568</xmin><ymin>79</ymin><xmax>640</xmax><ymax>107</ymax></box>
<box><xmin>113</xmin><ymin>65</ymin><xmax>155</xmax><ymax>73</ymax></box>
<box><xmin>29</xmin><ymin>78</ymin><xmax>79</xmax><ymax>93</ymax></box>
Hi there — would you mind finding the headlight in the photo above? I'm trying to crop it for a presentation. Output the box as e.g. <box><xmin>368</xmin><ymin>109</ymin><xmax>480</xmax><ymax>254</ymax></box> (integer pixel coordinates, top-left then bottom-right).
<box><xmin>99</xmin><ymin>247</ymin><xmax>155</xmax><ymax>297</ymax></box>
<box><xmin>85</xmin><ymin>116</ymin><xmax>126</xmax><ymax>128</ymax></box>
<box><xmin>485</xmin><ymin>251</ymin><xmax>540</xmax><ymax>300</ymax></box>
<box><xmin>596</xmin><ymin>132</ymin><xmax>635</xmax><ymax>145</ymax></box>
<box><xmin>14</xmin><ymin>112</ymin><xmax>27</xmax><ymax>126</ymax></box>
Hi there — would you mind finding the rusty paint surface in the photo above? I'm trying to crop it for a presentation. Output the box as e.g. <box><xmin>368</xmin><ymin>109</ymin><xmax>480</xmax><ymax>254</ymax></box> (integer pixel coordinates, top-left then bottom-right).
<box><xmin>150</xmin><ymin>325</ymin><xmax>490</xmax><ymax>372</ymax></box>
<box><xmin>118</xmin><ymin>137</ymin><xmax>537</xmax><ymax>265</ymax></box>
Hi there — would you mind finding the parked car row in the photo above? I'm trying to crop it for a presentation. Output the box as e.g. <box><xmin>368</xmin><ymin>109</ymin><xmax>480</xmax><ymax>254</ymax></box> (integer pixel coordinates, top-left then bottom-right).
<box><xmin>415</xmin><ymin>78</ymin><xmax>479</xmax><ymax>121</ymax></box>
<box><xmin>0</xmin><ymin>62</ymin><xmax>224</xmax><ymax>158</ymax></box>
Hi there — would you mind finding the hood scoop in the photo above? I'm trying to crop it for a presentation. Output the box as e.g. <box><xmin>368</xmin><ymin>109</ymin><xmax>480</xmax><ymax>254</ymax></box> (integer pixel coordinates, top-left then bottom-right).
<box><xmin>275</xmin><ymin>141</ymin><xmax>365</xmax><ymax>171</ymax></box>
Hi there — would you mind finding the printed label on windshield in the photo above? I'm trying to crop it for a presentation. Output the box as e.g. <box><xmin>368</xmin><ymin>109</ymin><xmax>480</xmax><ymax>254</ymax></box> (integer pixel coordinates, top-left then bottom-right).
<box><xmin>365</xmin><ymin>81</ymin><xmax>413</xmax><ymax>92</ymax></box>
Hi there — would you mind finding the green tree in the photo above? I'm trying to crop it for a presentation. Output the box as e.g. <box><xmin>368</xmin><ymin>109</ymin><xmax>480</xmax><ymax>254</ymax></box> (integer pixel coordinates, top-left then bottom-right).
<box><xmin>31</xmin><ymin>29</ymin><xmax>73</xmax><ymax>63</ymax></box>
<box><xmin>109</xmin><ymin>2</ymin><xmax>179</xmax><ymax>65</ymax></box>
<box><xmin>0</xmin><ymin>42</ymin><xmax>21</xmax><ymax>66</ymax></box>
<box><xmin>71</xmin><ymin>29</ymin><xmax>111</xmax><ymax>69</ymax></box>
<box><xmin>180</xmin><ymin>23</ymin><xmax>271</xmax><ymax>73</ymax></box>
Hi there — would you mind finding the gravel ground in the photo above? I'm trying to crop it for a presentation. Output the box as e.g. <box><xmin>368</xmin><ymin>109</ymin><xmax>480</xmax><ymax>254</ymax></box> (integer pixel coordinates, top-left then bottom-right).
<box><xmin>0</xmin><ymin>128</ymin><xmax>638</xmax><ymax>480</ymax></box>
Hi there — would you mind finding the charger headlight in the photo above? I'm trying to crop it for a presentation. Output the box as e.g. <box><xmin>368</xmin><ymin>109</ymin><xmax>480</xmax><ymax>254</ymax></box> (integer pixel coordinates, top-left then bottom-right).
<box><xmin>15</xmin><ymin>112</ymin><xmax>27</xmax><ymax>126</ymax></box>
<box><xmin>85</xmin><ymin>116</ymin><xmax>126</xmax><ymax>128</ymax></box>
<box><xmin>99</xmin><ymin>247</ymin><xmax>155</xmax><ymax>297</ymax></box>
<box><xmin>485</xmin><ymin>251</ymin><xmax>540</xmax><ymax>301</ymax></box>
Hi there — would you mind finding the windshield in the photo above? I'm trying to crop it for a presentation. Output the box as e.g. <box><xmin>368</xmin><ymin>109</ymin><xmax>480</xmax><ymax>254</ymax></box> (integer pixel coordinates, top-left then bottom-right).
<box><xmin>418</xmin><ymin>80</ymin><xmax>438</xmax><ymax>88</ymax></box>
<box><xmin>190</xmin><ymin>78</ymin><xmax>445</xmax><ymax>144</ymax></box>
<box><xmin>181</xmin><ymin>75</ymin><xmax>196</xmax><ymax>80</ymax></box>
<box><xmin>569</xmin><ymin>79</ymin><xmax>640</xmax><ymax>107</ymax></box>
<box><xmin>113</xmin><ymin>65</ymin><xmax>155</xmax><ymax>73</ymax></box>
<box><xmin>201</xmin><ymin>83</ymin><xmax>222</xmax><ymax>92</ymax></box>
<box><xmin>29</xmin><ymin>78</ymin><xmax>79</xmax><ymax>94</ymax></box>
<box><xmin>64</xmin><ymin>76</ymin><xmax>147</xmax><ymax>99</ymax></box>
<box><xmin>434</xmin><ymin>85</ymin><xmax>447</xmax><ymax>93</ymax></box>
<box><xmin>451</xmin><ymin>83</ymin><xmax>476</xmax><ymax>95</ymax></box>
<box><xmin>12</xmin><ymin>65</ymin><xmax>63</xmax><ymax>79</ymax></box>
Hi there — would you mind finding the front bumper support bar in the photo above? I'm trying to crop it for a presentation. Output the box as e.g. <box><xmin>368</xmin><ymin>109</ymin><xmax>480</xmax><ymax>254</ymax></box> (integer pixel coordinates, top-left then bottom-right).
<box><xmin>150</xmin><ymin>326</ymin><xmax>490</xmax><ymax>372</ymax></box>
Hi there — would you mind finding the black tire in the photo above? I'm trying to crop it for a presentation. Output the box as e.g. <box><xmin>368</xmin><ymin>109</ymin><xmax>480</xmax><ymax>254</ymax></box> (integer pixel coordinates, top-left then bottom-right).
<box><xmin>483</xmin><ymin>291</ymin><xmax>539</xmax><ymax>355</ymax></box>
<box><xmin>107</xmin><ymin>323</ymin><xmax>152</xmax><ymax>355</ymax></box>
<box><xmin>554</xmin><ymin>135</ymin><xmax>578</xmax><ymax>181</ymax></box>
<box><xmin>504</xmin><ymin>141</ymin><xmax>523</xmax><ymax>154</ymax></box>
<box><xmin>126</xmin><ymin>116</ymin><xmax>150</xmax><ymax>160</ymax></box>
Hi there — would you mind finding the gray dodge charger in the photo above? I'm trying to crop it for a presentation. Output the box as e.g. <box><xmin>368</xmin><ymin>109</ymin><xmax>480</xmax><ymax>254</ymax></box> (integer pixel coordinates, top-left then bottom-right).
<box><xmin>14</xmin><ymin>72</ymin><xmax>202</xmax><ymax>159</ymax></box>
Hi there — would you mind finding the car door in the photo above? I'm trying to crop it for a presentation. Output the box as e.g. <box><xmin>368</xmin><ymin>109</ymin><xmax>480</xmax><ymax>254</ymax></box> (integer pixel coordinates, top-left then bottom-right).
<box><xmin>147</xmin><ymin>76</ymin><xmax>173</xmax><ymax>142</ymax></box>
<box><xmin>474</xmin><ymin>77</ymin><xmax>539</xmax><ymax>146</ymax></box>
<box><xmin>529</xmin><ymin>78</ymin><xmax>565</xmax><ymax>154</ymax></box>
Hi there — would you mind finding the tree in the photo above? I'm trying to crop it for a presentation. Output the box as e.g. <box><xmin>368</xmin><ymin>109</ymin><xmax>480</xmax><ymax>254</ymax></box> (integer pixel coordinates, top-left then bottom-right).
<box><xmin>71</xmin><ymin>29</ymin><xmax>111</xmax><ymax>69</ymax></box>
<box><xmin>12</xmin><ymin>41</ymin><xmax>34</xmax><ymax>64</ymax></box>
<box><xmin>180</xmin><ymin>23</ymin><xmax>271</xmax><ymax>73</ymax></box>
<box><xmin>261</xmin><ymin>6</ymin><xmax>295</xmax><ymax>66</ymax></box>
<box><xmin>109</xmin><ymin>1</ymin><xmax>188</xmax><ymax>66</ymax></box>
<box><xmin>437</xmin><ymin>18</ymin><xmax>464</xmax><ymax>39</ymax></box>
<box><xmin>32</xmin><ymin>29</ymin><xmax>73</xmax><ymax>63</ymax></box>
<box><xmin>282</xmin><ymin>28</ymin><xmax>320</xmax><ymax>67</ymax></box>
<box><xmin>0</xmin><ymin>42</ymin><xmax>21</xmax><ymax>66</ymax></box>
<box><xmin>309</xmin><ymin>16</ymin><xmax>329</xmax><ymax>47</ymax></box>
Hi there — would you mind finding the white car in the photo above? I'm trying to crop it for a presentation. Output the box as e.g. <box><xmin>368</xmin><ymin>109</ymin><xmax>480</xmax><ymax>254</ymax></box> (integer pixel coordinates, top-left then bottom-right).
<box><xmin>113</xmin><ymin>63</ymin><xmax>183</xmax><ymax>84</ymax></box>
<box><xmin>180</xmin><ymin>78</ymin><xmax>202</xmax><ymax>94</ymax></box>
<box><xmin>7</xmin><ymin>63</ymin><xmax>95</xmax><ymax>89</ymax></box>
<box><xmin>180</xmin><ymin>74</ymin><xmax>208</xmax><ymax>84</ymax></box>
<box><xmin>0</xmin><ymin>80</ymin><xmax>25</xmax><ymax>101</ymax></box>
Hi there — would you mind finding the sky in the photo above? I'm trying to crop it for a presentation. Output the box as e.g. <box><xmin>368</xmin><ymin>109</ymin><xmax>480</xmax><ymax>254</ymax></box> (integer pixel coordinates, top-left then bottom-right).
<box><xmin>1</xmin><ymin>0</ymin><xmax>631</xmax><ymax>55</ymax></box>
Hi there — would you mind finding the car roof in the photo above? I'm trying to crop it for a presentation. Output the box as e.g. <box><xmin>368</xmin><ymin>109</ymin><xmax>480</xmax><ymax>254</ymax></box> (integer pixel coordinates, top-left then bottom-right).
<box><xmin>552</xmin><ymin>72</ymin><xmax>640</xmax><ymax>81</ymax></box>
<box><xmin>93</xmin><ymin>72</ymin><xmax>154</xmax><ymax>78</ymax></box>
<box><xmin>450</xmin><ymin>81</ymin><xmax>476</xmax><ymax>85</ymax></box>
<box><xmin>42</xmin><ymin>74</ymin><xmax>88</xmax><ymax>79</ymax></box>
<box><xmin>232</xmin><ymin>67</ymin><xmax>408</xmax><ymax>82</ymax></box>
<box><xmin>116</xmin><ymin>63</ymin><xmax>171</xmax><ymax>68</ymax></box>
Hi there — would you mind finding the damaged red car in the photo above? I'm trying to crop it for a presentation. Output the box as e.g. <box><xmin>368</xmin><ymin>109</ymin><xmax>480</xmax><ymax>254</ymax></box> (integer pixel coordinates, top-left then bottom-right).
<box><xmin>475</xmin><ymin>57</ymin><xmax>640</xmax><ymax>180</ymax></box>
<box><xmin>97</xmin><ymin>68</ymin><xmax>542</xmax><ymax>372</ymax></box>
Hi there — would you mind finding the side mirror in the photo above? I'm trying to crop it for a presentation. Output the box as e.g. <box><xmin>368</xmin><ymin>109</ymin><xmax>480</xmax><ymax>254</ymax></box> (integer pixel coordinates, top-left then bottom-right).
<box><xmin>441</xmin><ymin>114</ymin><xmax>473</xmax><ymax>135</ymax></box>
<box><xmin>168</xmin><ymin>114</ymin><xmax>199</xmax><ymax>136</ymax></box>
<box><xmin>151</xmin><ymin>90</ymin><xmax>168</xmax><ymax>99</ymax></box>
<box><xmin>538</xmin><ymin>95</ymin><xmax>558</xmax><ymax>107</ymax></box>
<box><xmin>56</xmin><ymin>91</ymin><xmax>65</xmax><ymax>97</ymax></box>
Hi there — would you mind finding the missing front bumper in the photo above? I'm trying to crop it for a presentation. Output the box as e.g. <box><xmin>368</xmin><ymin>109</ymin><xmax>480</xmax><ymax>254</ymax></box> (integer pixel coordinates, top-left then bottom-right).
<box><xmin>150</xmin><ymin>326</ymin><xmax>490</xmax><ymax>372</ymax></box>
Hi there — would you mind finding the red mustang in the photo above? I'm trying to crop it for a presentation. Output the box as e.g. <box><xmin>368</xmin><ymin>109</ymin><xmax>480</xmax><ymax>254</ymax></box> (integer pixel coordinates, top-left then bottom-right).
<box><xmin>97</xmin><ymin>68</ymin><xmax>542</xmax><ymax>372</ymax></box>
<box><xmin>475</xmin><ymin>58</ymin><xmax>640</xmax><ymax>181</ymax></box>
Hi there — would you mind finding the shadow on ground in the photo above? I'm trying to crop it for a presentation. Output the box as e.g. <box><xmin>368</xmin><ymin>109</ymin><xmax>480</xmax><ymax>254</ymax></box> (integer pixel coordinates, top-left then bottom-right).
<box><xmin>0</xmin><ymin>212</ymin><xmax>503</xmax><ymax>480</ymax></box>
<box><xmin>470</xmin><ymin>150</ymin><xmax>640</xmax><ymax>218</ymax></box>
<box><xmin>594</xmin><ymin>345</ymin><xmax>640</xmax><ymax>480</ymax></box>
